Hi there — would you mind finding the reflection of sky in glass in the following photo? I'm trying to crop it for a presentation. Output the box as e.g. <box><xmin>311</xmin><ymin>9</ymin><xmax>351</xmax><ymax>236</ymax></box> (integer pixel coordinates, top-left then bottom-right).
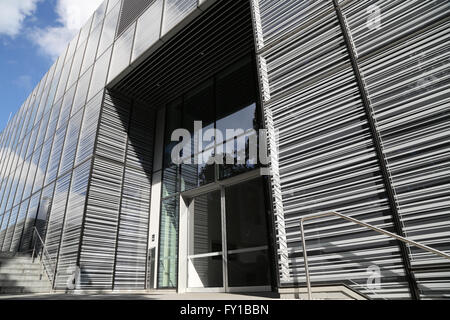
<box><xmin>162</xmin><ymin>0</ymin><xmax>197</xmax><ymax>35</ymax></box>
<box><xmin>216</xmin><ymin>103</ymin><xmax>256</xmax><ymax>144</ymax></box>
<box><xmin>132</xmin><ymin>0</ymin><xmax>163</xmax><ymax>61</ymax></box>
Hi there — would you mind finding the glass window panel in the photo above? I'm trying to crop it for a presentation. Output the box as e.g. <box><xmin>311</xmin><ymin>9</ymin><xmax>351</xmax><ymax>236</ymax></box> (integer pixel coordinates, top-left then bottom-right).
<box><xmin>158</xmin><ymin>198</ymin><xmax>179</xmax><ymax>288</ymax></box>
<box><xmin>108</xmin><ymin>22</ymin><xmax>135</xmax><ymax>83</ymax></box>
<box><xmin>227</xmin><ymin>250</ymin><xmax>271</xmax><ymax>287</ymax></box>
<box><xmin>183</xmin><ymin>79</ymin><xmax>215</xmax><ymax>153</ymax></box>
<box><xmin>218</xmin><ymin>129</ymin><xmax>259</xmax><ymax>180</ymax></box>
<box><xmin>97</xmin><ymin>2</ymin><xmax>121</xmax><ymax>58</ymax></box>
<box><xmin>87</xmin><ymin>46</ymin><xmax>112</xmax><ymax>101</ymax></box>
<box><xmin>162</xmin><ymin>166</ymin><xmax>178</xmax><ymax>198</ymax></box>
<box><xmin>132</xmin><ymin>0</ymin><xmax>163</xmax><ymax>61</ymax></box>
<box><xmin>225</xmin><ymin>178</ymin><xmax>269</xmax><ymax>251</ymax></box>
<box><xmin>189</xmin><ymin>191</ymin><xmax>222</xmax><ymax>256</ymax></box>
<box><xmin>215</xmin><ymin>57</ymin><xmax>259</xmax><ymax>138</ymax></box>
<box><xmin>181</xmin><ymin>150</ymin><xmax>215</xmax><ymax>191</ymax></box>
<box><xmin>188</xmin><ymin>256</ymin><xmax>223</xmax><ymax>288</ymax></box>
<box><xmin>163</xmin><ymin>98</ymin><xmax>182</xmax><ymax>168</ymax></box>
<box><xmin>161</xmin><ymin>0</ymin><xmax>197</xmax><ymax>36</ymax></box>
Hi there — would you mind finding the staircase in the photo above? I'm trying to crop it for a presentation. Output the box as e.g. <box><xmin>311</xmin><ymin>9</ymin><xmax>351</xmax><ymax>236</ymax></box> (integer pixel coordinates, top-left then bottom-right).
<box><xmin>0</xmin><ymin>252</ymin><xmax>52</xmax><ymax>294</ymax></box>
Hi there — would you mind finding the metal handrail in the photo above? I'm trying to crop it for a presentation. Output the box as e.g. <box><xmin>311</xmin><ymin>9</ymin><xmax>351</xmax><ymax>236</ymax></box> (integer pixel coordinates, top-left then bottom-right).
<box><xmin>31</xmin><ymin>227</ymin><xmax>56</xmax><ymax>287</ymax></box>
<box><xmin>299</xmin><ymin>211</ymin><xmax>450</xmax><ymax>300</ymax></box>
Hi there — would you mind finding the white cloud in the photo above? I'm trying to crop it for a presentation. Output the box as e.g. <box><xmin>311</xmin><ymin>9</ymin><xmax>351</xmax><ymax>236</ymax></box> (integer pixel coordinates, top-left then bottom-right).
<box><xmin>0</xmin><ymin>0</ymin><xmax>40</xmax><ymax>37</ymax></box>
<box><xmin>13</xmin><ymin>75</ymin><xmax>33</xmax><ymax>91</ymax></box>
<box><xmin>31</xmin><ymin>0</ymin><xmax>104</xmax><ymax>60</ymax></box>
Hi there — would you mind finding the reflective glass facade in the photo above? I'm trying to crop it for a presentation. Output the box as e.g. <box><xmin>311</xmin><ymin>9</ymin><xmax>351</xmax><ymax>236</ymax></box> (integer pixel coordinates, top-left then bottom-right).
<box><xmin>0</xmin><ymin>0</ymin><xmax>448</xmax><ymax>299</ymax></box>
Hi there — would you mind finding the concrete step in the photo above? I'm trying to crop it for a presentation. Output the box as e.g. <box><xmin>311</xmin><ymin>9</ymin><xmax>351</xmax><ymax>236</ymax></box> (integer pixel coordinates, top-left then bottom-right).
<box><xmin>0</xmin><ymin>263</ymin><xmax>44</xmax><ymax>272</ymax></box>
<box><xmin>0</xmin><ymin>252</ymin><xmax>32</xmax><ymax>259</ymax></box>
<box><xmin>0</xmin><ymin>261</ymin><xmax>43</xmax><ymax>268</ymax></box>
<box><xmin>0</xmin><ymin>273</ymin><xmax>47</xmax><ymax>281</ymax></box>
<box><xmin>0</xmin><ymin>251</ymin><xmax>52</xmax><ymax>294</ymax></box>
<box><xmin>0</xmin><ymin>259</ymin><xmax>37</xmax><ymax>266</ymax></box>
<box><xmin>0</xmin><ymin>286</ymin><xmax>51</xmax><ymax>294</ymax></box>
<box><xmin>0</xmin><ymin>279</ymin><xmax>51</xmax><ymax>288</ymax></box>
<box><xmin>0</xmin><ymin>267</ymin><xmax>44</xmax><ymax>274</ymax></box>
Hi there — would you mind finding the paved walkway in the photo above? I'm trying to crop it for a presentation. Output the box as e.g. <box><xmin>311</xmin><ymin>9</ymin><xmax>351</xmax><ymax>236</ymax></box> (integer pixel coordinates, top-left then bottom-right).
<box><xmin>0</xmin><ymin>292</ymin><xmax>279</xmax><ymax>300</ymax></box>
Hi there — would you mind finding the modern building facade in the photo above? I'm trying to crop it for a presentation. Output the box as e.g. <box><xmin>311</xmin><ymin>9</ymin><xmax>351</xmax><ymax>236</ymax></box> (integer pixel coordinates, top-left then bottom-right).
<box><xmin>0</xmin><ymin>0</ymin><xmax>448</xmax><ymax>299</ymax></box>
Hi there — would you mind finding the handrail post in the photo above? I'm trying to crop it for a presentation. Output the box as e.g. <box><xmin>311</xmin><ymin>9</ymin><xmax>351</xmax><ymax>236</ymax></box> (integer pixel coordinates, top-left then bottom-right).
<box><xmin>300</xmin><ymin>219</ymin><xmax>312</xmax><ymax>300</ymax></box>
<box><xmin>31</xmin><ymin>230</ymin><xmax>36</xmax><ymax>261</ymax></box>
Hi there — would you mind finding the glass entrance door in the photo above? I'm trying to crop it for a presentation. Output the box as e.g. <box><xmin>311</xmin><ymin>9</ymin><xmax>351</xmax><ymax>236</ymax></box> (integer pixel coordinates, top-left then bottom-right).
<box><xmin>225</xmin><ymin>179</ymin><xmax>271</xmax><ymax>290</ymax></box>
<box><xmin>187</xmin><ymin>190</ymin><xmax>224</xmax><ymax>291</ymax></box>
<box><xmin>186</xmin><ymin>178</ymin><xmax>271</xmax><ymax>292</ymax></box>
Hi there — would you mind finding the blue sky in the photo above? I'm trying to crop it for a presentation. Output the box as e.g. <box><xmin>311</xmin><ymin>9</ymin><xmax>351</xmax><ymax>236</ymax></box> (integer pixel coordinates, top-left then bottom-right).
<box><xmin>0</xmin><ymin>0</ymin><xmax>103</xmax><ymax>132</ymax></box>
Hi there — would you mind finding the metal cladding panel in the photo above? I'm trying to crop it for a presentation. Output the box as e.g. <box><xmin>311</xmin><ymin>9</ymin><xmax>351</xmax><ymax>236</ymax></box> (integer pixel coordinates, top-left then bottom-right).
<box><xmin>79</xmin><ymin>92</ymin><xmax>155</xmax><ymax>290</ymax></box>
<box><xmin>342</xmin><ymin>0</ymin><xmax>450</xmax><ymax>298</ymax></box>
<box><xmin>44</xmin><ymin>172</ymin><xmax>72</xmax><ymax>264</ymax></box>
<box><xmin>79</xmin><ymin>93</ymin><xmax>130</xmax><ymax>289</ymax></box>
<box><xmin>80</xmin><ymin>156</ymin><xmax>123</xmax><ymax>289</ymax></box>
<box><xmin>55</xmin><ymin>160</ymin><xmax>91</xmax><ymax>289</ymax></box>
<box><xmin>251</xmin><ymin>0</ymin><xmax>450</xmax><ymax>299</ymax></box>
<box><xmin>249</xmin><ymin>0</ymin><xmax>450</xmax><ymax>299</ymax></box>
<box><xmin>117</xmin><ymin>0</ymin><xmax>156</xmax><ymax>37</ymax></box>
<box><xmin>114</xmin><ymin>103</ymin><xmax>155</xmax><ymax>289</ymax></box>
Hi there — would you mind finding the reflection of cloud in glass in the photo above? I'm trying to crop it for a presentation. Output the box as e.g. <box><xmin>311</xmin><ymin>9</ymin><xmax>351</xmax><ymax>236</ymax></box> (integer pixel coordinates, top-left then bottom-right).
<box><xmin>162</xmin><ymin>0</ymin><xmax>197</xmax><ymax>35</ymax></box>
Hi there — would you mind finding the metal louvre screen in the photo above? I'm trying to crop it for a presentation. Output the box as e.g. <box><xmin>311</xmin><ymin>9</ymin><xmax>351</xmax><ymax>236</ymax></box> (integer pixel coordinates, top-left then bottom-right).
<box><xmin>54</xmin><ymin>160</ymin><xmax>91</xmax><ymax>289</ymax></box>
<box><xmin>79</xmin><ymin>92</ymin><xmax>155</xmax><ymax>289</ymax></box>
<box><xmin>342</xmin><ymin>0</ymin><xmax>450</xmax><ymax>298</ymax></box>
<box><xmin>250</xmin><ymin>0</ymin><xmax>449</xmax><ymax>299</ymax></box>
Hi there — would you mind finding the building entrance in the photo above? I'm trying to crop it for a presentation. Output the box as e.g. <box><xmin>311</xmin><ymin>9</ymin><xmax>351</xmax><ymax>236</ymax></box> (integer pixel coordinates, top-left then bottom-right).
<box><xmin>179</xmin><ymin>174</ymin><xmax>272</xmax><ymax>293</ymax></box>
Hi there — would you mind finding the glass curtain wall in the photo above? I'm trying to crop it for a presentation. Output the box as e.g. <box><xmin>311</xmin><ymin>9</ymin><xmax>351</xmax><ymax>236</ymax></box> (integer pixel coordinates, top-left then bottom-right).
<box><xmin>158</xmin><ymin>55</ymin><xmax>262</xmax><ymax>288</ymax></box>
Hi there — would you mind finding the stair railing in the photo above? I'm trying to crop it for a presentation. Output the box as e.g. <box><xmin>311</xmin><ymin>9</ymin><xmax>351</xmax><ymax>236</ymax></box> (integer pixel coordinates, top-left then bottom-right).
<box><xmin>299</xmin><ymin>211</ymin><xmax>450</xmax><ymax>300</ymax></box>
<box><xmin>31</xmin><ymin>227</ymin><xmax>56</xmax><ymax>288</ymax></box>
